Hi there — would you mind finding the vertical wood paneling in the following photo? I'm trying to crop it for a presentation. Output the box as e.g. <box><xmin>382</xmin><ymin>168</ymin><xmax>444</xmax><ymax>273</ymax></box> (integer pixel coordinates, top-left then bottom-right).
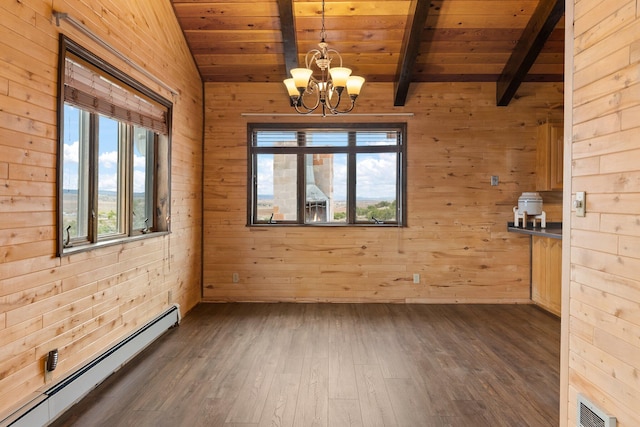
<box><xmin>567</xmin><ymin>0</ymin><xmax>640</xmax><ymax>424</ymax></box>
<box><xmin>0</xmin><ymin>0</ymin><xmax>202</xmax><ymax>416</ymax></box>
<box><xmin>203</xmin><ymin>81</ymin><xmax>564</xmax><ymax>303</ymax></box>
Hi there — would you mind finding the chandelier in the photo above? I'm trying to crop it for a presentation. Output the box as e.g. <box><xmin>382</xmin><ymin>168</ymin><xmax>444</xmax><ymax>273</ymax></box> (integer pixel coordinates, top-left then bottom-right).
<box><xmin>283</xmin><ymin>0</ymin><xmax>365</xmax><ymax>116</ymax></box>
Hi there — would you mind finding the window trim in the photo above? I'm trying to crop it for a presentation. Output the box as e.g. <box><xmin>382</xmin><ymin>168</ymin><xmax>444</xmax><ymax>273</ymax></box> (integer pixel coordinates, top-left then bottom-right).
<box><xmin>56</xmin><ymin>35</ymin><xmax>172</xmax><ymax>256</ymax></box>
<box><xmin>247</xmin><ymin>122</ymin><xmax>407</xmax><ymax>227</ymax></box>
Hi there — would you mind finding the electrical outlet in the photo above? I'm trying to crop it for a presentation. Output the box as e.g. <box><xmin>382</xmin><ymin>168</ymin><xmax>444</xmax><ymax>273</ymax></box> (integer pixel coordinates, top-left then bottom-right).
<box><xmin>490</xmin><ymin>175</ymin><xmax>499</xmax><ymax>186</ymax></box>
<box><xmin>232</xmin><ymin>273</ymin><xmax>239</xmax><ymax>283</ymax></box>
<box><xmin>413</xmin><ymin>273</ymin><xmax>420</xmax><ymax>284</ymax></box>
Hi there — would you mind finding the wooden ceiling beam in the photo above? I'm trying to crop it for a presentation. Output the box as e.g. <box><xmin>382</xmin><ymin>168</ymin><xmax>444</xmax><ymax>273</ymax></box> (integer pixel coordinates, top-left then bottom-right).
<box><xmin>496</xmin><ymin>0</ymin><xmax>564</xmax><ymax>106</ymax></box>
<box><xmin>394</xmin><ymin>0</ymin><xmax>431</xmax><ymax>106</ymax></box>
<box><xmin>276</xmin><ymin>0</ymin><xmax>298</xmax><ymax>76</ymax></box>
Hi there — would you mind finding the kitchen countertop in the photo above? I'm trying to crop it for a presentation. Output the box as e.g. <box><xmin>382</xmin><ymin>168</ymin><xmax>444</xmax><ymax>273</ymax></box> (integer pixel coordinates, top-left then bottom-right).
<box><xmin>507</xmin><ymin>222</ymin><xmax>562</xmax><ymax>239</ymax></box>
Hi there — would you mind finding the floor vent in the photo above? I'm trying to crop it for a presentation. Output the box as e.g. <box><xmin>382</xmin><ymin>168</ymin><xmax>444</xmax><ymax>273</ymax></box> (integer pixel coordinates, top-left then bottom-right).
<box><xmin>0</xmin><ymin>304</ymin><xmax>181</xmax><ymax>427</ymax></box>
<box><xmin>577</xmin><ymin>394</ymin><xmax>616</xmax><ymax>427</ymax></box>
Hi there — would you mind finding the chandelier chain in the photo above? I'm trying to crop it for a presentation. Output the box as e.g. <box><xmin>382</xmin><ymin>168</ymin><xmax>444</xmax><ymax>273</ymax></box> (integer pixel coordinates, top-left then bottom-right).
<box><xmin>320</xmin><ymin>0</ymin><xmax>327</xmax><ymax>42</ymax></box>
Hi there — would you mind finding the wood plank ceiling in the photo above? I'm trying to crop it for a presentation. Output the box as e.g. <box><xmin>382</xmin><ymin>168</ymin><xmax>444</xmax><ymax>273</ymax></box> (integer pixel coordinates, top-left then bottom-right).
<box><xmin>170</xmin><ymin>0</ymin><xmax>564</xmax><ymax>106</ymax></box>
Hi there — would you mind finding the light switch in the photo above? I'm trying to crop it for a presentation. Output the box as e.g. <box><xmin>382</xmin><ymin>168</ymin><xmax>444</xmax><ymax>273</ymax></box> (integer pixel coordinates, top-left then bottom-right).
<box><xmin>574</xmin><ymin>191</ymin><xmax>586</xmax><ymax>217</ymax></box>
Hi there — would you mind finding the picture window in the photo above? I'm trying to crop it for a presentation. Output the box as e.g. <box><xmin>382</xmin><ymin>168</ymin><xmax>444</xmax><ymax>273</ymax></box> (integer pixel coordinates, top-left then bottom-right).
<box><xmin>248</xmin><ymin>123</ymin><xmax>406</xmax><ymax>226</ymax></box>
<box><xmin>57</xmin><ymin>36</ymin><xmax>172</xmax><ymax>255</ymax></box>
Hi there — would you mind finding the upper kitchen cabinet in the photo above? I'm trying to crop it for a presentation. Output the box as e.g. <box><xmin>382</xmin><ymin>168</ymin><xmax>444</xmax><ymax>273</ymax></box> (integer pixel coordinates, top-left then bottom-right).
<box><xmin>536</xmin><ymin>122</ymin><xmax>564</xmax><ymax>191</ymax></box>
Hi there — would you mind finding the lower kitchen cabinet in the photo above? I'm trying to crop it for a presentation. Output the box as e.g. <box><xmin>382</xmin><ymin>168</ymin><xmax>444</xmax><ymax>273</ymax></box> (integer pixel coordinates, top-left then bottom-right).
<box><xmin>531</xmin><ymin>236</ymin><xmax>562</xmax><ymax>316</ymax></box>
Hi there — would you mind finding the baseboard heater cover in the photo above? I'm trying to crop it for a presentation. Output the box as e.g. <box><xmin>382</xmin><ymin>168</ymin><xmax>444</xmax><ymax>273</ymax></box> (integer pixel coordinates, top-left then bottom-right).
<box><xmin>0</xmin><ymin>303</ymin><xmax>181</xmax><ymax>427</ymax></box>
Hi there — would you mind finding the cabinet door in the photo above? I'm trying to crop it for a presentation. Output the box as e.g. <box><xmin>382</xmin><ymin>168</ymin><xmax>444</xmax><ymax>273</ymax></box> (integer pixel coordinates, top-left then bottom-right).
<box><xmin>531</xmin><ymin>237</ymin><xmax>547</xmax><ymax>305</ymax></box>
<box><xmin>535</xmin><ymin>122</ymin><xmax>563</xmax><ymax>191</ymax></box>
<box><xmin>535</xmin><ymin>124</ymin><xmax>551</xmax><ymax>191</ymax></box>
<box><xmin>549</xmin><ymin>124</ymin><xmax>563</xmax><ymax>191</ymax></box>
<box><xmin>531</xmin><ymin>236</ymin><xmax>561</xmax><ymax>316</ymax></box>
<box><xmin>546</xmin><ymin>238</ymin><xmax>562</xmax><ymax>313</ymax></box>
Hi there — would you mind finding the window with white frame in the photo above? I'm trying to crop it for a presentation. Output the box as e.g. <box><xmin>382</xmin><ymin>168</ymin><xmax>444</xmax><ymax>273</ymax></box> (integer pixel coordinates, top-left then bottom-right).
<box><xmin>57</xmin><ymin>36</ymin><xmax>171</xmax><ymax>255</ymax></box>
<box><xmin>248</xmin><ymin>123</ymin><xmax>406</xmax><ymax>226</ymax></box>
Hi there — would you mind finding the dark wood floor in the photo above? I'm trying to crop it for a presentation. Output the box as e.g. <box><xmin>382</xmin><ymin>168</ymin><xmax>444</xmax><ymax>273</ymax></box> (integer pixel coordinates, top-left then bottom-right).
<box><xmin>51</xmin><ymin>303</ymin><xmax>560</xmax><ymax>427</ymax></box>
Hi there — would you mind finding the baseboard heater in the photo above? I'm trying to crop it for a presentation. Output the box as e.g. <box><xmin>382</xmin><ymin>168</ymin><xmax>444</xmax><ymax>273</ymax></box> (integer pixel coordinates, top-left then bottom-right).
<box><xmin>1</xmin><ymin>304</ymin><xmax>181</xmax><ymax>427</ymax></box>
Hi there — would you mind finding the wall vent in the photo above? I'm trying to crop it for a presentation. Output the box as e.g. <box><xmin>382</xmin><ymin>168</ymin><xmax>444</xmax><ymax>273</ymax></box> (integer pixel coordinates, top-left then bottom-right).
<box><xmin>577</xmin><ymin>394</ymin><xmax>616</xmax><ymax>427</ymax></box>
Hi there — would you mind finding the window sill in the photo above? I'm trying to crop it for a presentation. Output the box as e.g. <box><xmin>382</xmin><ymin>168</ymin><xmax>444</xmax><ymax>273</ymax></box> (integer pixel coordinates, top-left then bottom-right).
<box><xmin>59</xmin><ymin>231</ymin><xmax>170</xmax><ymax>257</ymax></box>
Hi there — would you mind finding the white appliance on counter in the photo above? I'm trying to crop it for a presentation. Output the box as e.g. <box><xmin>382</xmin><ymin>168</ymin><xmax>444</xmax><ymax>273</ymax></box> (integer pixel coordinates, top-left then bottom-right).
<box><xmin>513</xmin><ymin>192</ymin><xmax>546</xmax><ymax>228</ymax></box>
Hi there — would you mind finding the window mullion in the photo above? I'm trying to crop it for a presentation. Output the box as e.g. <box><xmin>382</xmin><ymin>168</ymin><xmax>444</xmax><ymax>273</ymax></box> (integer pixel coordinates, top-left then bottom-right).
<box><xmin>398</xmin><ymin>131</ymin><xmax>405</xmax><ymax>227</ymax></box>
<box><xmin>347</xmin><ymin>132</ymin><xmax>357</xmax><ymax>224</ymax></box>
<box><xmin>77</xmin><ymin>109</ymin><xmax>91</xmax><ymax>242</ymax></box>
<box><xmin>249</xmin><ymin>151</ymin><xmax>258</xmax><ymax>224</ymax></box>
<box><xmin>397</xmin><ymin>145</ymin><xmax>404</xmax><ymax>227</ymax></box>
<box><xmin>88</xmin><ymin>113</ymin><xmax>99</xmax><ymax>243</ymax></box>
<box><xmin>122</xmin><ymin>124</ymin><xmax>132</xmax><ymax>236</ymax></box>
<box><xmin>146</xmin><ymin>133</ymin><xmax>156</xmax><ymax>231</ymax></box>
<box><xmin>297</xmin><ymin>131</ymin><xmax>306</xmax><ymax>224</ymax></box>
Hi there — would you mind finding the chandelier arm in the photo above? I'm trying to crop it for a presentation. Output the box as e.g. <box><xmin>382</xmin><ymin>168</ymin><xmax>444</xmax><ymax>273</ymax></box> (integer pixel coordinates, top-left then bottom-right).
<box><xmin>298</xmin><ymin>84</ymin><xmax>321</xmax><ymax>112</ymax></box>
<box><xmin>336</xmin><ymin>99</ymin><xmax>357</xmax><ymax>114</ymax></box>
<box><xmin>326</xmin><ymin>49</ymin><xmax>343</xmax><ymax>67</ymax></box>
<box><xmin>293</xmin><ymin>103</ymin><xmax>317</xmax><ymax>115</ymax></box>
<box><xmin>325</xmin><ymin>83</ymin><xmax>357</xmax><ymax>114</ymax></box>
<box><xmin>325</xmin><ymin>90</ymin><xmax>357</xmax><ymax>114</ymax></box>
<box><xmin>305</xmin><ymin>49</ymin><xmax>322</xmax><ymax>69</ymax></box>
<box><xmin>324</xmin><ymin>85</ymin><xmax>343</xmax><ymax>110</ymax></box>
<box><xmin>328</xmin><ymin>101</ymin><xmax>356</xmax><ymax>115</ymax></box>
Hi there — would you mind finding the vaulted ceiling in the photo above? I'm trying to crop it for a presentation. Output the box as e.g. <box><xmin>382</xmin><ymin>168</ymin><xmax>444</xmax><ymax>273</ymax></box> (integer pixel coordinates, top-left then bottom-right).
<box><xmin>170</xmin><ymin>0</ymin><xmax>564</xmax><ymax>106</ymax></box>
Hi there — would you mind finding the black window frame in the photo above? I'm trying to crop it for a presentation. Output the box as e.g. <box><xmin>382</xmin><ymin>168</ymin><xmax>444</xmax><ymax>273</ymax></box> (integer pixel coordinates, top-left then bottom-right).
<box><xmin>56</xmin><ymin>35</ymin><xmax>172</xmax><ymax>256</ymax></box>
<box><xmin>247</xmin><ymin>123</ymin><xmax>407</xmax><ymax>226</ymax></box>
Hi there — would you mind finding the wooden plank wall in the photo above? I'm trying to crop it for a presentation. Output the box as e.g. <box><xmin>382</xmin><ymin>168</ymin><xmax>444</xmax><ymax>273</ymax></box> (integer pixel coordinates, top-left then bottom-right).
<box><xmin>203</xmin><ymin>81</ymin><xmax>564</xmax><ymax>303</ymax></box>
<box><xmin>567</xmin><ymin>0</ymin><xmax>640</xmax><ymax>425</ymax></box>
<box><xmin>0</xmin><ymin>0</ymin><xmax>202</xmax><ymax>416</ymax></box>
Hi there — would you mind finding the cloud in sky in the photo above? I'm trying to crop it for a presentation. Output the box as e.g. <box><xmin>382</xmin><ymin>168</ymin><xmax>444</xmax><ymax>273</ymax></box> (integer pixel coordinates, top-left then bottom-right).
<box><xmin>133</xmin><ymin>169</ymin><xmax>146</xmax><ymax>193</ymax></box>
<box><xmin>64</xmin><ymin>140</ymin><xmax>80</xmax><ymax>163</ymax></box>
<box><xmin>257</xmin><ymin>154</ymin><xmax>274</xmax><ymax>196</ymax></box>
<box><xmin>333</xmin><ymin>155</ymin><xmax>347</xmax><ymax>199</ymax></box>
<box><xmin>356</xmin><ymin>153</ymin><xmax>396</xmax><ymax>199</ymax></box>
<box><xmin>133</xmin><ymin>154</ymin><xmax>146</xmax><ymax>168</ymax></box>
<box><xmin>98</xmin><ymin>172</ymin><xmax>118</xmax><ymax>192</ymax></box>
<box><xmin>99</xmin><ymin>150</ymin><xmax>118</xmax><ymax>169</ymax></box>
<box><xmin>63</xmin><ymin>144</ymin><xmax>147</xmax><ymax>192</ymax></box>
